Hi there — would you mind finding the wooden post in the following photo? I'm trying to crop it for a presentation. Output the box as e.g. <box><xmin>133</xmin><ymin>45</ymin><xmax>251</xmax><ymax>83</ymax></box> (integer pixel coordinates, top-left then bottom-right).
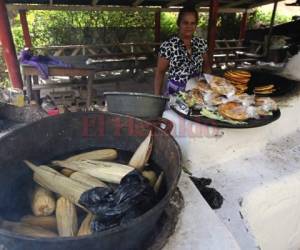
<box><xmin>0</xmin><ymin>1</ymin><xmax>23</xmax><ymax>89</ymax></box>
<box><xmin>154</xmin><ymin>11</ymin><xmax>161</xmax><ymax>53</ymax></box>
<box><xmin>207</xmin><ymin>0</ymin><xmax>219</xmax><ymax>69</ymax></box>
<box><xmin>239</xmin><ymin>11</ymin><xmax>248</xmax><ymax>42</ymax></box>
<box><xmin>154</xmin><ymin>11</ymin><xmax>161</xmax><ymax>43</ymax></box>
<box><xmin>266</xmin><ymin>0</ymin><xmax>278</xmax><ymax>57</ymax></box>
<box><xmin>19</xmin><ymin>10</ymin><xmax>32</xmax><ymax>48</ymax></box>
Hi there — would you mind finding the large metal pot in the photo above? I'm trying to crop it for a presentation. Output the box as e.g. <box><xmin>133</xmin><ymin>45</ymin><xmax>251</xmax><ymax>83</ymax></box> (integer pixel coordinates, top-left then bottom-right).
<box><xmin>104</xmin><ymin>92</ymin><xmax>169</xmax><ymax>119</ymax></box>
<box><xmin>0</xmin><ymin>112</ymin><xmax>181</xmax><ymax>250</ymax></box>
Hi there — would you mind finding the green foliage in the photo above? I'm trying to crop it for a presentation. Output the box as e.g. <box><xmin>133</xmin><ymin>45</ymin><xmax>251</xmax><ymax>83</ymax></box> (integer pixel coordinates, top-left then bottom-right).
<box><xmin>10</xmin><ymin>9</ymin><xmax>292</xmax><ymax>49</ymax></box>
<box><xmin>21</xmin><ymin>10</ymin><xmax>155</xmax><ymax>48</ymax></box>
<box><xmin>160</xmin><ymin>12</ymin><xmax>209</xmax><ymax>40</ymax></box>
<box><xmin>0</xmin><ymin>54</ymin><xmax>9</xmax><ymax>88</ymax></box>
<box><xmin>248</xmin><ymin>9</ymin><xmax>292</xmax><ymax>29</ymax></box>
<box><xmin>160</xmin><ymin>12</ymin><xmax>177</xmax><ymax>40</ymax></box>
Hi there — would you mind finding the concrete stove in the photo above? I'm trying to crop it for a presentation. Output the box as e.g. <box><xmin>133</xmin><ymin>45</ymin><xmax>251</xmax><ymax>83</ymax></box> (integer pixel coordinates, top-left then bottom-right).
<box><xmin>163</xmin><ymin>82</ymin><xmax>300</xmax><ymax>250</ymax></box>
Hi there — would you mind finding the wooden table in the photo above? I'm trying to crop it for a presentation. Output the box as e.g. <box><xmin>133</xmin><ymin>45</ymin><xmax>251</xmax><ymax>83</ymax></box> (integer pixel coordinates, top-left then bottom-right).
<box><xmin>21</xmin><ymin>56</ymin><xmax>97</xmax><ymax>107</ymax></box>
<box><xmin>21</xmin><ymin>55</ymin><xmax>153</xmax><ymax>107</ymax></box>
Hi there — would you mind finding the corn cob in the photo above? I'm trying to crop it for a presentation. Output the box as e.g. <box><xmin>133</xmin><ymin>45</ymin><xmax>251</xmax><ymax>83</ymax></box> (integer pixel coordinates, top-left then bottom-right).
<box><xmin>56</xmin><ymin>197</ymin><xmax>78</xmax><ymax>237</ymax></box>
<box><xmin>60</xmin><ymin>168</ymin><xmax>75</xmax><ymax>177</ymax></box>
<box><xmin>20</xmin><ymin>215</ymin><xmax>57</xmax><ymax>232</ymax></box>
<box><xmin>70</xmin><ymin>172</ymin><xmax>107</xmax><ymax>188</ymax></box>
<box><xmin>63</xmin><ymin>149</ymin><xmax>118</xmax><ymax>162</ymax></box>
<box><xmin>53</xmin><ymin>160</ymin><xmax>133</xmax><ymax>184</ymax></box>
<box><xmin>142</xmin><ymin>170</ymin><xmax>157</xmax><ymax>187</ymax></box>
<box><xmin>129</xmin><ymin>130</ymin><xmax>153</xmax><ymax>171</ymax></box>
<box><xmin>77</xmin><ymin>213</ymin><xmax>95</xmax><ymax>236</ymax></box>
<box><xmin>25</xmin><ymin>161</ymin><xmax>91</xmax><ymax>206</ymax></box>
<box><xmin>0</xmin><ymin>219</ymin><xmax>57</xmax><ymax>238</ymax></box>
<box><xmin>154</xmin><ymin>172</ymin><xmax>164</xmax><ymax>194</ymax></box>
<box><xmin>31</xmin><ymin>186</ymin><xmax>56</xmax><ymax>216</ymax></box>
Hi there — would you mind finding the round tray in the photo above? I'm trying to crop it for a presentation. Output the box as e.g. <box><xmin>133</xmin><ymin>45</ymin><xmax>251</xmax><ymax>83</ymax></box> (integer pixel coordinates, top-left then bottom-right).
<box><xmin>170</xmin><ymin>105</ymin><xmax>281</xmax><ymax>128</ymax></box>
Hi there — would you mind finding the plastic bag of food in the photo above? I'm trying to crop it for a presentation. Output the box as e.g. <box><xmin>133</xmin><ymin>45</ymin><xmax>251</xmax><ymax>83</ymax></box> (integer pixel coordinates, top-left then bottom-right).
<box><xmin>255</xmin><ymin>97</ymin><xmax>277</xmax><ymax>116</ymax></box>
<box><xmin>170</xmin><ymin>93</ymin><xmax>190</xmax><ymax>115</ymax></box>
<box><xmin>204</xmin><ymin>74</ymin><xmax>236</xmax><ymax>97</ymax></box>
<box><xmin>184</xmin><ymin>89</ymin><xmax>205</xmax><ymax>108</ymax></box>
<box><xmin>203</xmin><ymin>91</ymin><xmax>228</xmax><ymax>106</ymax></box>
<box><xmin>245</xmin><ymin>106</ymin><xmax>260</xmax><ymax>119</ymax></box>
<box><xmin>218</xmin><ymin>102</ymin><xmax>249</xmax><ymax>121</ymax></box>
<box><xmin>232</xmin><ymin>93</ymin><xmax>255</xmax><ymax>106</ymax></box>
<box><xmin>195</xmin><ymin>79</ymin><xmax>212</xmax><ymax>94</ymax></box>
<box><xmin>255</xmin><ymin>97</ymin><xmax>278</xmax><ymax>111</ymax></box>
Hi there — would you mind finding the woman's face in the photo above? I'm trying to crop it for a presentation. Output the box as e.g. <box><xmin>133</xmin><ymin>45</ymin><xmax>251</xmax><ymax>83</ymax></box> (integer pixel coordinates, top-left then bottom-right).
<box><xmin>179</xmin><ymin>12</ymin><xmax>197</xmax><ymax>39</ymax></box>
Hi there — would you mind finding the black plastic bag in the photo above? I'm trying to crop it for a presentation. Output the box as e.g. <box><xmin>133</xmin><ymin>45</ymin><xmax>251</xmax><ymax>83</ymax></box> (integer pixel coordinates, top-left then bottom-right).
<box><xmin>190</xmin><ymin>176</ymin><xmax>223</xmax><ymax>209</ymax></box>
<box><xmin>79</xmin><ymin>170</ymin><xmax>157</xmax><ymax>232</ymax></box>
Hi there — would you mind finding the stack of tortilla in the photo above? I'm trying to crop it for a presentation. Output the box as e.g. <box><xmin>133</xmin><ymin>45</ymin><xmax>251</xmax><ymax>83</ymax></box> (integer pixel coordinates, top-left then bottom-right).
<box><xmin>224</xmin><ymin>70</ymin><xmax>251</xmax><ymax>95</ymax></box>
<box><xmin>254</xmin><ymin>84</ymin><xmax>276</xmax><ymax>95</ymax></box>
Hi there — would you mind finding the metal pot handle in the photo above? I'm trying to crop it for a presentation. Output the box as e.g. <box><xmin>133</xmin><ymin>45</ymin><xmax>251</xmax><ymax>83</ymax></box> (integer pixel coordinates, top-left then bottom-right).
<box><xmin>149</xmin><ymin>117</ymin><xmax>173</xmax><ymax>134</ymax></box>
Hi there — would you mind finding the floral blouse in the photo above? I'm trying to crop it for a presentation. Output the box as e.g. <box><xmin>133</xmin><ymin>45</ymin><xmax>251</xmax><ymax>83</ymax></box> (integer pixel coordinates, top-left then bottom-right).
<box><xmin>159</xmin><ymin>36</ymin><xmax>208</xmax><ymax>84</ymax></box>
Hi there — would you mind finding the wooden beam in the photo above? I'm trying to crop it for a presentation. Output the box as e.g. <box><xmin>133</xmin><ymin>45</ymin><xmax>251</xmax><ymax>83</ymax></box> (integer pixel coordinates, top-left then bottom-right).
<box><xmin>7</xmin><ymin>4</ymin><xmax>254</xmax><ymax>13</ymax></box>
<box><xmin>0</xmin><ymin>1</ymin><xmax>23</xmax><ymax>89</ymax></box>
<box><xmin>239</xmin><ymin>11</ymin><xmax>248</xmax><ymax>41</ymax></box>
<box><xmin>197</xmin><ymin>6</ymin><xmax>253</xmax><ymax>13</ymax></box>
<box><xmin>132</xmin><ymin>0</ymin><xmax>144</xmax><ymax>7</ymax></box>
<box><xmin>223</xmin><ymin>0</ymin><xmax>252</xmax><ymax>8</ymax></box>
<box><xmin>207</xmin><ymin>0</ymin><xmax>219</xmax><ymax>69</ymax></box>
<box><xmin>7</xmin><ymin>4</ymin><xmax>168</xmax><ymax>12</ymax></box>
<box><xmin>166</xmin><ymin>0</ymin><xmax>186</xmax><ymax>7</ymax></box>
<box><xmin>266</xmin><ymin>0</ymin><xmax>278</xmax><ymax>57</ymax></box>
<box><xmin>19</xmin><ymin>10</ymin><xmax>32</xmax><ymax>48</ymax></box>
<box><xmin>217</xmin><ymin>7</ymin><xmax>252</xmax><ymax>13</ymax></box>
<box><xmin>154</xmin><ymin>11</ymin><xmax>161</xmax><ymax>43</ymax></box>
<box><xmin>249</xmin><ymin>0</ymin><xmax>284</xmax><ymax>8</ymax></box>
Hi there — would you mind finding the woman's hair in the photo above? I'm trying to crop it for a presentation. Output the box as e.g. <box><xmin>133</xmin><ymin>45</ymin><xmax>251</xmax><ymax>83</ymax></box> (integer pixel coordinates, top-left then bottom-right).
<box><xmin>176</xmin><ymin>5</ymin><xmax>199</xmax><ymax>27</ymax></box>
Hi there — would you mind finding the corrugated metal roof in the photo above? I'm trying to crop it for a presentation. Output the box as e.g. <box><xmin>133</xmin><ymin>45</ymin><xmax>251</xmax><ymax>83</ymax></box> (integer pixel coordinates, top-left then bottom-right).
<box><xmin>5</xmin><ymin>0</ymin><xmax>282</xmax><ymax>10</ymax></box>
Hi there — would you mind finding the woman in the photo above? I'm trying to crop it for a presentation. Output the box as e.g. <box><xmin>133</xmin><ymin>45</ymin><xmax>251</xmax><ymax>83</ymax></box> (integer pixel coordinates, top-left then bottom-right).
<box><xmin>154</xmin><ymin>6</ymin><xmax>210</xmax><ymax>95</ymax></box>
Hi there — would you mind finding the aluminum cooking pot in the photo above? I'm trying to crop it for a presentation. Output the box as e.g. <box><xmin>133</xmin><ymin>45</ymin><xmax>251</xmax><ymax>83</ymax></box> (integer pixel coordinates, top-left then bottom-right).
<box><xmin>103</xmin><ymin>92</ymin><xmax>169</xmax><ymax>120</ymax></box>
<box><xmin>0</xmin><ymin>112</ymin><xmax>181</xmax><ymax>250</ymax></box>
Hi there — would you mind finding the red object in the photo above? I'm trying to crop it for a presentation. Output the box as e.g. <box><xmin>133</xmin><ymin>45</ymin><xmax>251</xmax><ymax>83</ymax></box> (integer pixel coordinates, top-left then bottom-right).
<box><xmin>207</xmin><ymin>0</ymin><xmax>219</xmax><ymax>68</ymax></box>
<box><xmin>19</xmin><ymin>10</ymin><xmax>32</xmax><ymax>48</ymax></box>
<box><xmin>47</xmin><ymin>108</ymin><xmax>60</xmax><ymax>116</ymax></box>
<box><xmin>0</xmin><ymin>1</ymin><xmax>23</xmax><ymax>89</ymax></box>
<box><xmin>239</xmin><ymin>11</ymin><xmax>248</xmax><ymax>41</ymax></box>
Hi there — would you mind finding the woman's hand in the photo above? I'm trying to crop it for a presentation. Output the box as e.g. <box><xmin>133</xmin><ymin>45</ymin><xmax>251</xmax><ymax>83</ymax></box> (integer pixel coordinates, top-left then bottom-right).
<box><xmin>154</xmin><ymin>56</ymin><xmax>169</xmax><ymax>95</ymax></box>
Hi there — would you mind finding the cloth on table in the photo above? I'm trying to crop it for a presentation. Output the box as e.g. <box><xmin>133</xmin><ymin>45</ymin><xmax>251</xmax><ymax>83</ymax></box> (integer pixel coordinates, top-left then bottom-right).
<box><xmin>19</xmin><ymin>49</ymin><xmax>72</xmax><ymax>79</ymax></box>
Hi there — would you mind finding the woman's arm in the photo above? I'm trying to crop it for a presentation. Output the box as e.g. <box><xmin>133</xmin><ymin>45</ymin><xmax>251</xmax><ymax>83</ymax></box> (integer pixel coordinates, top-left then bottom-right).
<box><xmin>202</xmin><ymin>53</ymin><xmax>212</xmax><ymax>74</ymax></box>
<box><xmin>154</xmin><ymin>56</ymin><xmax>169</xmax><ymax>95</ymax></box>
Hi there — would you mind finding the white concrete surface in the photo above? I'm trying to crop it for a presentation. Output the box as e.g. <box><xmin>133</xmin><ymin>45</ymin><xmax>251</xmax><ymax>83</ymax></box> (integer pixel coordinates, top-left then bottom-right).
<box><xmin>163</xmin><ymin>174</ymin><xmax>240</xmax><ymax>250</ymax></box>
<box><xmin>163</xmin><ymin>83</ymin><xmax>300</xmax><ymax>250</ymax></box>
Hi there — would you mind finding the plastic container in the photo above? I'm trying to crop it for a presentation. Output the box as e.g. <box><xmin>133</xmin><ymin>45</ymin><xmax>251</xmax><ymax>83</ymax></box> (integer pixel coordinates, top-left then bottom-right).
<box><xmin>1</xmin><ymin>88</ymin><xmax>25</xmax><ymax>107</ymax></box>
